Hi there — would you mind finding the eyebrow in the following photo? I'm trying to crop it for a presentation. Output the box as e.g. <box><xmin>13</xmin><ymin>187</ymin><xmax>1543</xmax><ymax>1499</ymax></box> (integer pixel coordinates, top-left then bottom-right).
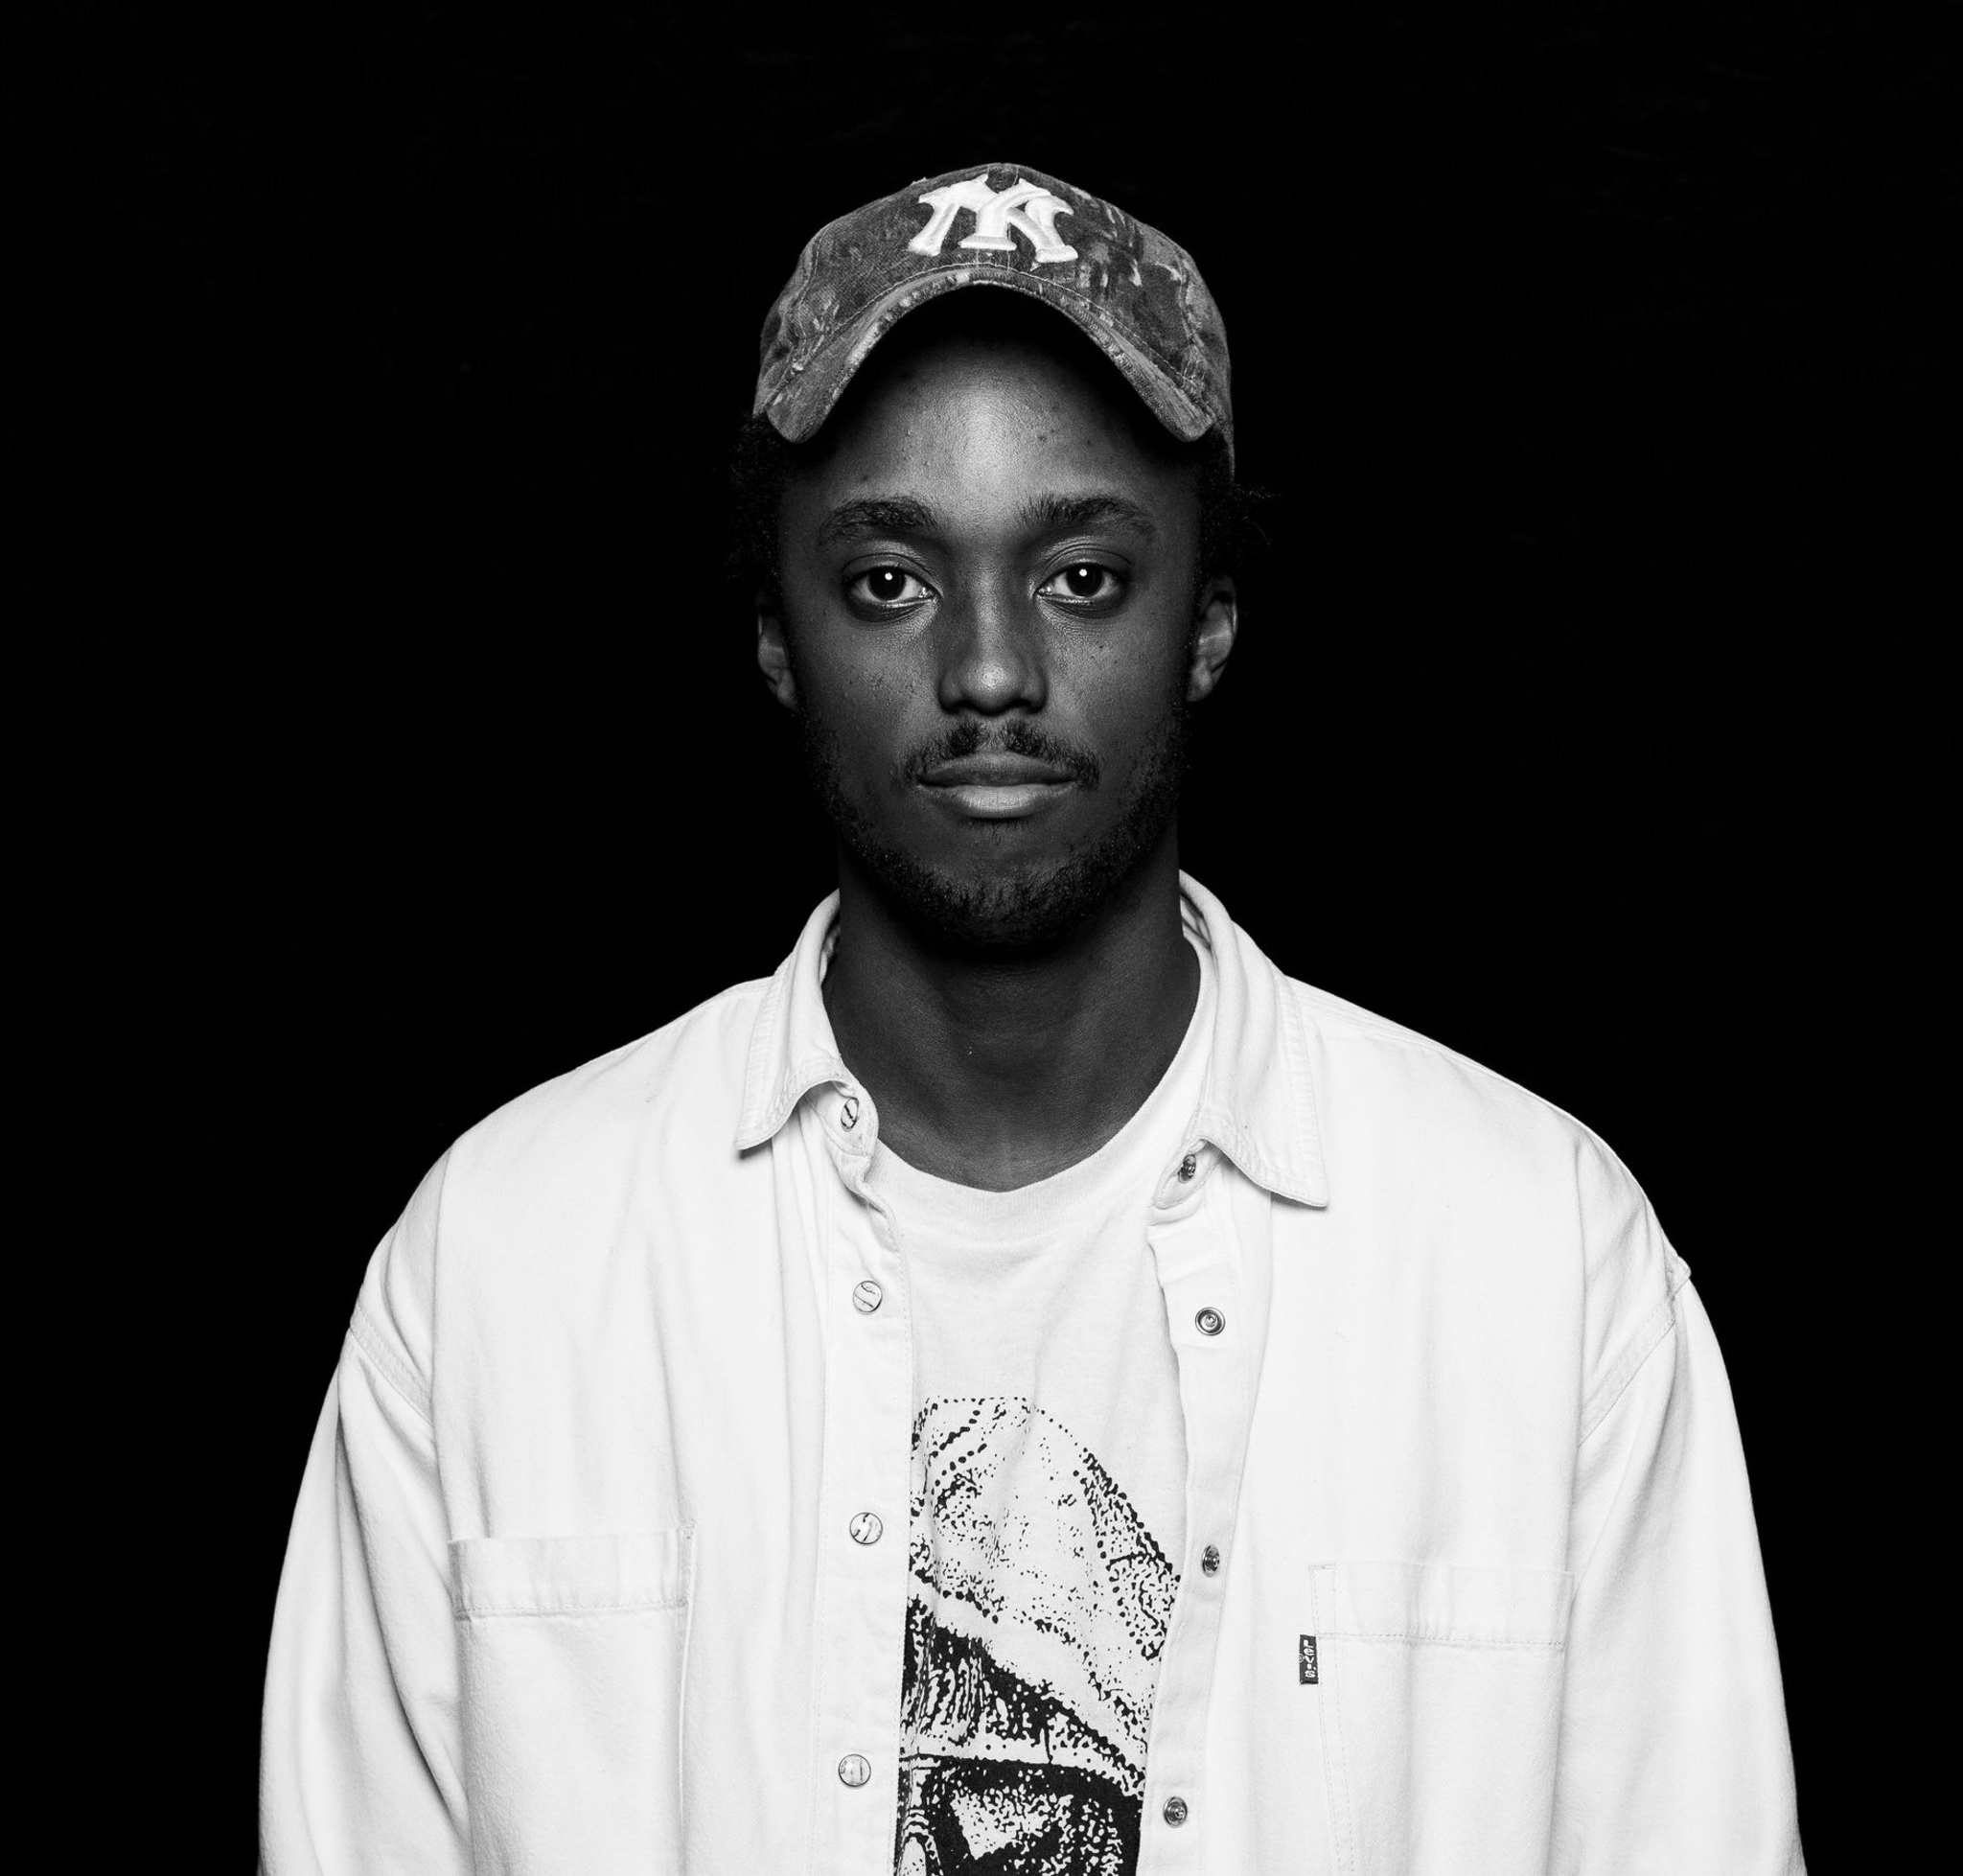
<box><xmin>814</xmin><ymin>490</ymin><xmax>1160</xmax><ymax>548</ymax></box>
<box><xmin>815</xmin><ymin>497</ymin><xmax>940</xmax><ymax>547</ymax></box>
<box><xmin>1018</xmin><ymin>492</ymin><xmax>1159</xmax><ymax>543</ymax></box>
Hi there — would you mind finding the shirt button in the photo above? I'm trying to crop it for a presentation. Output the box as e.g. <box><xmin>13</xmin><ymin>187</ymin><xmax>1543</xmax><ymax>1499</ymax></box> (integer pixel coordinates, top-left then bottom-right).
<box><xmin>848</xmin><ymin>1511</ymin><xmax>883</xmax><ymax>1545</ymax></box>
<box><xmin>839</xmin><ymin>1096</ymin><xmax>860</xmax><ymax>1130</ymax></box>
<box><xmin>852</xmin><ymin>1279</ymin><xmax>884</xmax><ymax>1314</ymax></box>
<box><xmin>1164</xmin><ymin>1795</ymin><xmax>1189</xmax><ymax>1826</ymax></box>
<box><xmin>1201</xmin><ymin>1543</ymin><xmax>1221</xmax><ymax>1575</ymax></box>
<box><xmin>837</xmin><ymin>1753</ymin><xmax>871</xmax><ymax>1788</ymax></box>
<box><xmin>1178</xmin><ymin>1152</ymin><xmax>1197</xmax><ymax>1181</ymax></box>
<box><xmin>1195</xmin><ymin>1306</ymin><xmax>1225</xmax><ymax>1336</ymax></box>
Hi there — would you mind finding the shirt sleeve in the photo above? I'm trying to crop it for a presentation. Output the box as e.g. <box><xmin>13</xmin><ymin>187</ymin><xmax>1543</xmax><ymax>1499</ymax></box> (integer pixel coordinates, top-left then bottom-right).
<box><xmin>260</xmin><ymin>1187</ymin><xmax>470</xmax><ymax>1873</ymax></box>
<box><xmin>1552</xmin><ymin>1262</ymin><xmax>1805</xmax><ymax>1874</ymax></box>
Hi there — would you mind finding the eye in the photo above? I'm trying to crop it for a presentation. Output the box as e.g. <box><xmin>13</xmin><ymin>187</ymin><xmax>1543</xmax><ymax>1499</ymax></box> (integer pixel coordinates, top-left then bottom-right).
<box><xmin>845</xmin><ymin>566</ymin><xmax>934</xmax><ymax>609</ymax></box>
<box><xmin>1039</xmin><ymin>563</ymin><xmax>1125</xmax><ymax>605</ymax></box>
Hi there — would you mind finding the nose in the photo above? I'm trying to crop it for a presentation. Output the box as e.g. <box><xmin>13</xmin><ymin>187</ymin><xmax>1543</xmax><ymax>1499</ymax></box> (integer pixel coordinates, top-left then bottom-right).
<box><xmin>935</xmin><ymin>580</ymin><xmax>1048</xmax><ymax>716</ymax></box>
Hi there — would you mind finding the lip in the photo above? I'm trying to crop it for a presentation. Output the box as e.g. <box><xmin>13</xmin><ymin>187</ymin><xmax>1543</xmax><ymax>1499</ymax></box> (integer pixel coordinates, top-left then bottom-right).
<box><xmin>927</xmin><ymin>780</ymin><xmax>1076</xmax><ymax>819</ymax></box>
<box><xmin>916</xmin><ymin>753</ymin><xmax>1078</xmax><ymax>821</ymax></box>
<box><xmin>918</xmin><ymin>753</ymin><xmax>1075</xmax><ymax>787</ymax></box>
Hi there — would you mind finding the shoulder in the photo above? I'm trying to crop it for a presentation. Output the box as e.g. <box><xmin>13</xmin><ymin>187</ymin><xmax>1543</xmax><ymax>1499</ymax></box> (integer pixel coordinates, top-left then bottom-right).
<box><xmin>1286</xmin><ymin>971</ymin><xmax>1633</xmax><ymax>1195</ymax></box>
<box><xmin>350</xmin><ymin>975</ymin><xmax>775</xmax><ymax>1389</ymax></box>
<box><xmin>444</xmin><ymin>974</ymin><xmax>773</xmax><ymax>1188</ymax></box>
<box><xmin>1282</xmin><ymin>971</ymin><xmax>1685</xmax><ymax>1399</ymax></box>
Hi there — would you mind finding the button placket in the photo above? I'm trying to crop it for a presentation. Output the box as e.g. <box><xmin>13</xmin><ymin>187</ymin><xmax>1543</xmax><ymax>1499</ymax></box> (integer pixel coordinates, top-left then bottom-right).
<box><xmin>1143</xmin><ymin>1182</ymin><xmax>1254</xmax><ymax>1875</ymax></box>
<box><xmin>806</xmin><ymin>1102</ymin><xmax>911</xmax><ymax>1871</ymax></box>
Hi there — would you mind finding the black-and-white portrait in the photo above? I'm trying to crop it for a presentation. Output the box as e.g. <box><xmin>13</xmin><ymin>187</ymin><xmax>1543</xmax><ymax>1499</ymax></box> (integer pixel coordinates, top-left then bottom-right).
<box><xmin>38</xmin><ymin>5</ymin><xmax>1951</xmax><ymax>1869</ymax></box>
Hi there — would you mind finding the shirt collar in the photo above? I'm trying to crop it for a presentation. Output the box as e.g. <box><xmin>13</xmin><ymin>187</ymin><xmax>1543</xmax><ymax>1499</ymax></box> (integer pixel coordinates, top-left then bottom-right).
<box><xmin>733</xmin><ymin>891</ymin><xmax>851</xmax><ymax>1153</ymax></box>
<box><xmin>734</xmin><ymin>873</ymin><xmax>1330</xmax><ymax>1209</ymax></box>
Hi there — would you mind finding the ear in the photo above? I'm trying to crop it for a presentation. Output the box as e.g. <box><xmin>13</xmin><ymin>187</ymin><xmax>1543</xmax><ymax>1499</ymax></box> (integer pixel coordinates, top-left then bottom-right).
<box><xmin>756</xmin><ymin>593</ymin><xmax>798</xmax><ymax>711</ymax></box>
<box><xmin>1186</xmin><ymin>575</ymin><xmax>1238</xmax><ymax>704</ymax></box>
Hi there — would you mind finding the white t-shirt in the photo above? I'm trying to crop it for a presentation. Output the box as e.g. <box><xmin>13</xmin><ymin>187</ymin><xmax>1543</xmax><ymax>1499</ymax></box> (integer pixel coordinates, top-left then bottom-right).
<box><xmin>870</xmin><ymin>938</ymin><xmax>1214</xmax><ymax>1876</ymax></box>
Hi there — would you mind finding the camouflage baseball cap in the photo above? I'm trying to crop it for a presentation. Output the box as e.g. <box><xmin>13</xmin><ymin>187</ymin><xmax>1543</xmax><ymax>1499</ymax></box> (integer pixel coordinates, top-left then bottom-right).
<box><xmin>754</xmin><ymin>162</ymin><xmax>1233</xmax><ymax>465</ymax></box>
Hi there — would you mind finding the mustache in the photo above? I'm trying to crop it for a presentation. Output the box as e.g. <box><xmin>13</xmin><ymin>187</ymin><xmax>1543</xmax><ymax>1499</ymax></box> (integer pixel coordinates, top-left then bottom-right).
<box><xmin>898</xmin><ymin>719</ymin><xmax>1101</xmax><ymax>790</ymax></box>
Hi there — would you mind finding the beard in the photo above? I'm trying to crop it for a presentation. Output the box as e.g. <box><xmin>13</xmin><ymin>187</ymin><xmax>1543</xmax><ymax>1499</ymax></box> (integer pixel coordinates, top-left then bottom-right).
<box><xmin>798</xmin><ymin>699</ymin><xmax>1189</xmax><ymax>957</ymax></box>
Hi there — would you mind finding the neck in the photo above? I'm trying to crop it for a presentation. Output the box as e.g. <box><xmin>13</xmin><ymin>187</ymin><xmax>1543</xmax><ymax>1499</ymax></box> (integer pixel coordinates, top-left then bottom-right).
<box><xmin>821</xmin><ymin>832</ymin><xmax>1198</xmax><ymax>1191</ymax></box>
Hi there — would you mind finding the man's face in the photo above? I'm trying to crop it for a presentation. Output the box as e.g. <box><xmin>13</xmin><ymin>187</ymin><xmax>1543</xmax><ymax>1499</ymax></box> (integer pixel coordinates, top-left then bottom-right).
<box><xmin>759</xmin><ymin>309</ymin><xmax>1236</xmax><ymax>952</ymax></box>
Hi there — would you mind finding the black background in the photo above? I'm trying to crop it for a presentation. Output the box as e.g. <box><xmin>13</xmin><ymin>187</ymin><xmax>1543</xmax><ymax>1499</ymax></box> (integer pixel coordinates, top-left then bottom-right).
<box><xmin>36</xmin><ymin>1</ymin><xmax>1955</xmax><ymax>1865</ymax></box>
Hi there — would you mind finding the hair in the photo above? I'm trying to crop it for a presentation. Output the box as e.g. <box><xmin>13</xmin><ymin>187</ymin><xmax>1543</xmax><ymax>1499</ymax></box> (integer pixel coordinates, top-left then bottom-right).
<box><xmin>725</xmin><ymin>297</ymin><xmax>1260</xmax><ymax>612</ymax></box>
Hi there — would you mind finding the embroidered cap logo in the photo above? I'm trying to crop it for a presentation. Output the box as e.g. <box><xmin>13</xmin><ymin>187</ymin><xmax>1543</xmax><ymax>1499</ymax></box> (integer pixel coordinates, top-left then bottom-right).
<box><xmin>907</xmin><ymin>173</ymin><xmax>1079</xmax><ymax>265</ymax></box>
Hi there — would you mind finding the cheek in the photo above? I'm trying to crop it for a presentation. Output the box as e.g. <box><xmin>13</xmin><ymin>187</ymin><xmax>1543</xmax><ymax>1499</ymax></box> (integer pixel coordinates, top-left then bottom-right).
<box><xmin>1060</xmin><ymin>625</ymin><xmax>1189</xmax><ymax>735</ymax></box>
<box><xmin>792</xmin><ymin>620</ymin><xmax>922</xmax><ymax>747</ymax></box>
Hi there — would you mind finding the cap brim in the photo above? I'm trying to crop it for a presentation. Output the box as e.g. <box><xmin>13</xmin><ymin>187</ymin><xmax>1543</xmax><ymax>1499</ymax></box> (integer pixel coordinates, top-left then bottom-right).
<box><xmin>761</xmin><ymin>268</ymin><xmax>1216</xmax><ymax>452</ymax></box>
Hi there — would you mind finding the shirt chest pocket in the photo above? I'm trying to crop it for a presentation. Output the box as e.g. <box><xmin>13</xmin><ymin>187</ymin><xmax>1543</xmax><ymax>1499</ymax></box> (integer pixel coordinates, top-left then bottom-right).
<box><xmin>450</xmin><ymin>1529</ymin><xmax>695</xmax><ymax>1875</ymax></box>
<box><xmin>1310</xmin><ymin>1561</ymin><xmax>1575</xmax><ymax>1876</ymax></box>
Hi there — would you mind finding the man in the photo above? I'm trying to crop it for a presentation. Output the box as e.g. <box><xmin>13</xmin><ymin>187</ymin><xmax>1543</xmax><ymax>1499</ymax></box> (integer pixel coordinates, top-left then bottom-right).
<box><xmin>262</xmin><ymin>165</ymin><xmax>1804</xmax><ymax>1874</ymax></box>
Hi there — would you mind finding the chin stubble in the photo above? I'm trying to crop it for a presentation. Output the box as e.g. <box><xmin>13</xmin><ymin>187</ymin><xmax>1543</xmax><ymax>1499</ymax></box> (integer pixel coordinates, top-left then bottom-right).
<box><xmin>798</xmin><ymin>699</ymin><xmax>1189</xmax><ymax>957</ymax></box>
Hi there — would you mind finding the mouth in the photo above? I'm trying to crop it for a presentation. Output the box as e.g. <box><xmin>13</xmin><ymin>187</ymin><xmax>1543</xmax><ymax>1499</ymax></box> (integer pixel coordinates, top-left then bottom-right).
<box><xmin>915</xmin><ymin>752</ymin><xmax>1080</xmax><ymax>820</ymax></box>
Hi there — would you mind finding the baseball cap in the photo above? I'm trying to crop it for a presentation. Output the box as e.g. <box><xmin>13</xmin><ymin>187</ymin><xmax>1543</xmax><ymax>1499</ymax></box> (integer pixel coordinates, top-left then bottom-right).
<box><xmin>753</xmin><ymin>163</ymin><xmax>1233</xmax><ymax>466</ymax></box>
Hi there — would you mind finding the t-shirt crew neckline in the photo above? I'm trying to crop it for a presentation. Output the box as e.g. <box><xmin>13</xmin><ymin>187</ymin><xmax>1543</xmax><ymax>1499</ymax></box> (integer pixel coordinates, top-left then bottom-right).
<box><xmin>868</xmin><ymin>934</ymin><xmax>1216</xmax><ymax>1248</ymax></box>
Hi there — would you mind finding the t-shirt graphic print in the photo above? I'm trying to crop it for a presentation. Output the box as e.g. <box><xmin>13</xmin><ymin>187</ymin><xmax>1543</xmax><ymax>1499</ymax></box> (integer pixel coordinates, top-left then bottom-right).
<box><xmin>895</xmin><ymin>1396</ymin><xmax>1180</xmax><ymax>1876</ymax></box>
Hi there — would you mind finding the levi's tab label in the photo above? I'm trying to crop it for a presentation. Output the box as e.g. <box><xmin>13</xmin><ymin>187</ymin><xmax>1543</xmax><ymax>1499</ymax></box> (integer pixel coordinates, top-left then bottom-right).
<box><xmin>1299</xmin><ymin>1635</ymin><xmax>1319</xmax><ymax>1684</ymax></box>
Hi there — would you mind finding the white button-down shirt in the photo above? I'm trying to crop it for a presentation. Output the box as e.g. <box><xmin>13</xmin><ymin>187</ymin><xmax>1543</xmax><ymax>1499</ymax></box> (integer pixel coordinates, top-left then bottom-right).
<box><xmin>260</xmin><ymin>877</ymin><xmax>1804</xmax><ymax>1874</ymax></box>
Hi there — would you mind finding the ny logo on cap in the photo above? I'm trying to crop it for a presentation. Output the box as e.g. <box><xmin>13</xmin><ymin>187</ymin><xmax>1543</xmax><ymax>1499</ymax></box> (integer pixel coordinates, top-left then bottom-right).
<box><xmin>907</xmin><ymin>174</ymin><xmax>1079</xmax><ymax>266</ymax></box>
